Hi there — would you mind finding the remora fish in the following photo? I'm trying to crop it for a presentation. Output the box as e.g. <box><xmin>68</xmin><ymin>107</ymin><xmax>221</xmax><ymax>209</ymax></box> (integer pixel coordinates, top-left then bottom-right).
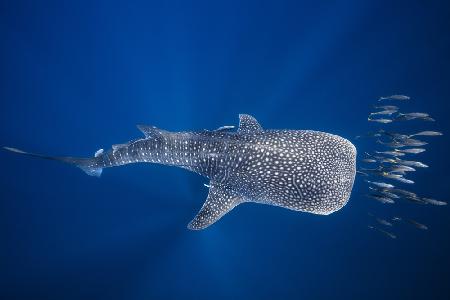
<box><xmin>3</xmin><ymin>114</ymin><xmax>357</xmax><ymax>230</ymax></box>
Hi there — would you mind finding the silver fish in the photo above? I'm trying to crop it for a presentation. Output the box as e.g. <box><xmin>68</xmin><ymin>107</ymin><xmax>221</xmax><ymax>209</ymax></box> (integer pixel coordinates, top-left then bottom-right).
<box><xmin>366</xmin><ymin>194</ymin><xmax>395</xmax><ymax>204</ymax></box>
<box><xmin>356</xmin><ymin>170</ymin><xmax>369</xmax><ymax>176</ymax></box>
<box><xmin>393</xmin><ymin>116</ymin><xmax>414</xmax><ymax>122</ymax></box>
<box><xmin>359</xmin><ymin>168</ymin><xmax>387</xmax><ymax>177</ymax></box>
<box><xmin>397</xmin><ymin>148</ymin><xmax>426</xmax><ymax>154</ymax></box>
<box><xmin>365</xmin><ymin>131</ymin><xmax>384</xmax><ymax>138</ymax></box>
<box><xmin>378</xmin><ymin>164</ymin><xmax>415</xmax><ymax>172</ymax></box>
<box><xmin>421</xmin><ymin>198</ymin><xmax>447</xmax><ymax>206</ymax></box>
<box><xmin>379</xmin><ymin>130</ymin><xmax>409</xmax><ymax>140</ymax></box>
<box><xmin>367</xmin><ymin>155</ymin><xmax>393</xmax><ymax>163</ymax></box>
<box><xmin>382</xmin><ymin>191</ymin><xmax>400</xmax><ymax>199</ymax></box>
<box><xmin>368</xmin><ymin>225</ymin><xmax>397</xmax><ymax>239</ymax></box>
<box><xmin>378</xmin><ymin>95</ymin><xmax>410</xmax><ymax>101</ymax></box>
<box><xmin>380</xmin><ymin>157</ymin><xmax>400</xmax><ymax>164</ymax></box>
<box><xmin>382</xmin><ymin>173</ymin><xmax>402</xmax><ymax>179</ymax></box>
<box><xmin>387</xmin><ymin>165</ymin><xmax>416</xmax><ymax>173</ymax></box>
<box><xmin>399</xmin><ymin>112</ymin><xmax>429</xmax><ymax>118</ymax></box>
<box><xmin>377</xmin><ymin>140</ymin><xmax>406</xmax><ymax>148</ymax></box>
<box><xmin>406</xmin><ymin>219</ymin><xmax>428</xmax><ymax>230</ymax></box>
<box><xmin>370</xmin><ymin>110</ymin><xmax>398</xmax><ymax>116</ymax></box>
<box><xmin>396</xmin><ymin>160</ymin><xmax>428</xmax><ymax>168</ymax></box>
<box><xmin>365</xmin><ymin>180</ymin><xmax>394</xmax><ymax>189</ymax></box>
<box><xmin>375</xmin><ymin>150</ymin><xmax>405</xmax><ymax>157</ymax></box>
<box><xmin>368</xmin><ymin>118</ymin><xmax>393</xmax><ymax>124</ymax></box>
<box><xmin>403</xmin><ymin>195</ymin><xmax>427</xmax><ymax>204</ymax></box>
<box><xmin>421</xmin><ymin>116</ymin><xmax>435</xmax><ymax>122</ymax></box>
<box><xmin>376</xmin><ymin>218</ymin><xmax>393</xmax><ymax>226</ymax></box>
<box><xmin>409</xmin><ymin>131</ymin><xmax>443</xmax><ymax>137</ymax></box>
<box><xmin>362</xmin><ymin>158</ymin><xmax>377</xmax><ymax>163</ymax></box>
<box><xmin>393</xmin><ymin>177</ymin><xmax>414</xmax><ymax>184</ymax></box>
<box><xmin>363</xmin><ymin>152</ymin><xmax>382</xmax><ymax>160</ymax></box>
<box><xmin>368</xmin><ymin>187</ymin><xmax>400</xmax><ymax>199</ymax></box>
<box><xmin>400</xmin><ymin>138</ymin><xmax>428</xmax><ymax>147</ymax></box>
<box><xmin>392</xmin><ymin>216</ymin><xmax>402</xmax><ymax>221</ymax></box>
<box><xmin>374</xmin><ymin>105</ymin><xmax>399</xmax><ymax>110</ymax></box>
<box><xmin>395</xmin><ymin>113</ymin><xmax>435</xmax><ymax>122</ymax></box>
<box><xmin>390</xmin><ymin>188</ymin><xmax>417</xmax><ymax>198</ymax></box>
<box><xmin>382</xmin><ymin>173</ymin><xmax>414</xmax><ymax>184</ymax></box>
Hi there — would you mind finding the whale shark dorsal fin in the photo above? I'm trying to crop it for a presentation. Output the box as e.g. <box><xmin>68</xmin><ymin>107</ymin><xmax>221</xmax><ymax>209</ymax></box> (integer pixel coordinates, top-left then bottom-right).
<box><xmin>188</xmin><ymin>183</ymin><xmax>243</xmax><ymax>230</ymax></box>
<box><xmin>238</xmin><ymin>114</ymin><xmax>263</xmax><ymax>133</ymax></box>
<box><xmin>137</xmin><ymin>125</ymin><xmax>167</xmax><ymax>138</ymax></box>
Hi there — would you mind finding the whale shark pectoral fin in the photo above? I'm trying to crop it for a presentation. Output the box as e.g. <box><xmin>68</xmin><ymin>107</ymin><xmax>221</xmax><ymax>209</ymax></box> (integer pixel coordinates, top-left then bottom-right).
<box><xmin>136</xmin><ymin>125</ymin><xmax>168</xmax><ymax>138</ymax></box>
<box><xmin>188</xmin><ymin>183</ymin><xmax>243</xmax><ymax>230</ymax></box>
<box><xmin>238</xmin><ymin>114</ymin><xmax>263</xmax><ymax>133</ymax></box>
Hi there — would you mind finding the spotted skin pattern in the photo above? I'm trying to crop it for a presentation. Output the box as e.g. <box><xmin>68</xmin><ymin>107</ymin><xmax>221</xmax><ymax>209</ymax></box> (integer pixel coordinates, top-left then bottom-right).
<box><xmin>82</xmin><ymin>114</ymin><xmax>357</xmax><ymax>229</ymax></box>
<box><xmin>4</xmin><ymin>114</ymin><xmax>357</xmax><ymax>230</ymax></box>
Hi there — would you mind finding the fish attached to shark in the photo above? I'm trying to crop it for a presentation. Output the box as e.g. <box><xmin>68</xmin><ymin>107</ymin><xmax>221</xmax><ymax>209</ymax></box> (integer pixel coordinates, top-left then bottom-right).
<box><xmin>4</xmin><ymin>114</ymin><xmax>357</xmax><ymax>230</ymax></box>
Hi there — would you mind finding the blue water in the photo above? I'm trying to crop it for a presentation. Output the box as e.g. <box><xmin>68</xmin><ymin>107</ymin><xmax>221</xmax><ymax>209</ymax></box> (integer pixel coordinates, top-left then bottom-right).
<box><xmin>1</xmin><ymin>1</ymin><xmax>450</xmax><ymax>299</ymax></box>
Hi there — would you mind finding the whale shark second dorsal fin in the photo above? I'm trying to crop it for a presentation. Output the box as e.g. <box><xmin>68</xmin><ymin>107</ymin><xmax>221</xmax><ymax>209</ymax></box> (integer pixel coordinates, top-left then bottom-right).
<box><xmin>137</xmin><ymin>125</ymin><xmax>167</xmax><ymax>138</ymax></box>
<box><xmin>187</xmin><ymin>182</ymin><xmax>244</xmax><ymax>230</ymax></box>
<box><xmin>238</xmin><ymin>114</ymin><xmax>263</xmax><ymax>133</ymax></box>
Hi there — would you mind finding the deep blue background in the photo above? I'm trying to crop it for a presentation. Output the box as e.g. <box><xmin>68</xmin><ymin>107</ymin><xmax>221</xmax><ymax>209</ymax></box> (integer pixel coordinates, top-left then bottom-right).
<box><xmin>1</xmin><ymin>1</ymin><xmax>450</xmax><ymax>299</ymax></box>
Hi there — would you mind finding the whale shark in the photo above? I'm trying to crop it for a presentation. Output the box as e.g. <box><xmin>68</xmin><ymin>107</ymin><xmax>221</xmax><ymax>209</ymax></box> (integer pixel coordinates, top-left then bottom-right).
<box><xmin>4</xmin><ymin>114</ymin><xmax>357</xmax><ymax>230</ymax></box>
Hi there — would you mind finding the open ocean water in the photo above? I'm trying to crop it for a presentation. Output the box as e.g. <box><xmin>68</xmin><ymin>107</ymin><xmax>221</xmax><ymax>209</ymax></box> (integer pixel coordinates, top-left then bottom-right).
<box><xmin>1</xmin><ymin>1</ymin><xmax>450</xmax><ymax>299</ymax></box>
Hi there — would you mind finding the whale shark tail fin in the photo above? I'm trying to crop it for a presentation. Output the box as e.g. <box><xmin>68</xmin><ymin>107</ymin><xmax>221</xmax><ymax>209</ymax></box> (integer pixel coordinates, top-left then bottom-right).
<box><xmin>3</xmin><ymin>146</ymin><xmax>103</xmax><ymax>177</ymax></box>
